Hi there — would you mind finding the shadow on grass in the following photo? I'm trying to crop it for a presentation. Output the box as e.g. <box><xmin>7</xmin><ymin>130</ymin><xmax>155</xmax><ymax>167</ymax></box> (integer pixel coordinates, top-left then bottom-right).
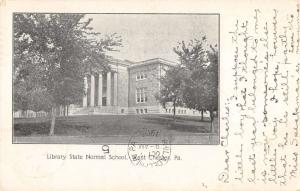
<box><xmin>141</xmin><ymin>115</ymin><xmax>173</xmax><ymax>125</ymax></box>
<box><xmin>14</xmin><ymin>115</ymin><xmax>215</xmax><ymax>137</ymax></box>
<box><xmin>14</xmin><ymin>120</ymin><xmax>91</xmax><ymax>136</ymax></box>
<box><xmin>142</xmin><ymin>115</ymin><xmax>211</xmax><ymax>133</ymax></box>
<box><xmin>167</xmin><ymin>122</ymin><xmax>211</xmax><ymax>133</ymax></box>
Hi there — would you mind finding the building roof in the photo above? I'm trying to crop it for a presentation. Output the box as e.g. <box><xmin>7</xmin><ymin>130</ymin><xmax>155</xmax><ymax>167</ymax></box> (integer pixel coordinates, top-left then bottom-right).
<box><xmin>128</xmin><ymin>58</ymin><xmax>178</xmax><ymax>68</ymax></box>
<box><xmin>107</xmin><ymin>56</ymin><xmax>178</xmax><ymax>69</ymax></box>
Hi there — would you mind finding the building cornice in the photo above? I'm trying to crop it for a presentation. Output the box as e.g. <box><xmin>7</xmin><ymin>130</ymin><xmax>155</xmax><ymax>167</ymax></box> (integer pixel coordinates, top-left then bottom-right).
<box><xmin>106</xmin><ymin>56</ymin><xmax>178</xmax><ymax>69</ymax></box>
<box><xmin>128</xmin><ymin>58</ymin><xmax>178</xmax><ymax>69</ymax></box>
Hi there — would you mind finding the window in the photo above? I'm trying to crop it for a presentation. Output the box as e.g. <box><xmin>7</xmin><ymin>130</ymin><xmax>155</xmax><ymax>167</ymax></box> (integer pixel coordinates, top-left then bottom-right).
<box><xmin>140</xmin><ymin>109</ymin><xmax>143</xmax><ymax>114</ymax></box>
<box><xmin>136</xmin><ymin>88</ymin><xmax>148</xmax><ymax>103</ymax></box>
<box><xmin>136</xmin><ymin>109</ymin><xmax>139</xmax><ymax>114</ymax></box>
<box><xmin>136</xmin><ymin>89</ymin><xmax>141</xmax><ymax>103</ymax></box>
<box><xmin>144</xmin><ymin>109</ymin><xmax>148</xmax><ymax>113</ymax></box>
<box><xmin>136</xmin><ymin>72</ymin><xmax>147</xmax><ymax>81</ymax></box>
<box><xmin>121</xmin><ymin>109</ymin><xmax>124</xmax><ymax>113</ymax></box>
<box><xmin>136</xmin><ymin>89</ymin><xmax>140</xmax><ymax>103</ymax></box>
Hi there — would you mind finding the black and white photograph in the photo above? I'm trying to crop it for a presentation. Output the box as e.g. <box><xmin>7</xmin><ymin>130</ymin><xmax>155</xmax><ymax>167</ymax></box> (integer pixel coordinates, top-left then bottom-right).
<box><xmin>13</xmin><ymin>13</ymin><xmax>219</xmax><ymax>144</ymax></box>
<box><xmin>2</xmin><ymin>1</ymin><xmax>300</xmax><ymax>190</ymax></box>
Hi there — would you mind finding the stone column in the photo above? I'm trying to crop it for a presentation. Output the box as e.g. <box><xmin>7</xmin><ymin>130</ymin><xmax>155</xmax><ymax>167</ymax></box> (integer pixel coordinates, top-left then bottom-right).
<box><xmin>107</xmin><ymin>72</ymin><xmax>111</xmax><ymax>106</ymax></box>
<box><xmin>90</xmin><ymin>74</ymin><xmax>95</xmax><ymax>107</ymax></box>
<box><xmin>113</xmin><ymin>72</ymin><xmax>118</xmax><ymax>106</ymax></box>
<box><xmin>82</xmin><ymin>76</ymin><xmax>88</xmax><ymax>107</ymax></box>
<box><xmin>98</xmin><ymin>73</ymin><xmax>103</xmax><ymax>106</ymax></box>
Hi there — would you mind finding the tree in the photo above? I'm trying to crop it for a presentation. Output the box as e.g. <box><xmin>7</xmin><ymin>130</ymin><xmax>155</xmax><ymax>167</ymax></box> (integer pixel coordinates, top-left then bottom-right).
<box><xmin>155</xmin><ymin>66</ymin><xmax>185</xmax><ymax>120</ymax></box>
<box><xmin>174</xmin><ymin>38</ymin><xmax>218</xmax><ymax>130</ymax></box>
<box><xmin>13</xmin><ymin>13</ymin><xmax>122</xmax><ymax>135</ymax></box>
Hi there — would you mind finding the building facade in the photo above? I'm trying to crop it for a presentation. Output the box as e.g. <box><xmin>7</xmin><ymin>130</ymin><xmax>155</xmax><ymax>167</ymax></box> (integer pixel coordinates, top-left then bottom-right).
<box><xmin>68</xmin><ymin>57</ymin><xmax>204</xmax><ymax>116</ymax></box>
<box><xmin>14</xmin><ymin>57</ymin><xmax>207</xmax><ymax>117</ymax></box>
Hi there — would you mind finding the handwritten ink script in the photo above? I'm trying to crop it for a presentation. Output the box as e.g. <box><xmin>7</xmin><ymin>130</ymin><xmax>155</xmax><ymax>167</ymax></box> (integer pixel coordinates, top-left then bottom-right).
<box><xmin>219</xmin><ymin>4</ymin><xmax>300</xmax><ymax>186</ymax></box>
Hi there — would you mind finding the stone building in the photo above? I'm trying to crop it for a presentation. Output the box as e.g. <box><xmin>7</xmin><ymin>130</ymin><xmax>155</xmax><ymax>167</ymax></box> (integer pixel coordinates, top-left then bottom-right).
<box><xmin>14</xmin><ymin>57</ymin><xmax>207</xmax><ymax>117</ymax></box>
<box><xmin>69</xmin><ymin>57</ymin><xmax>204</xmax><ymax>116</ymax></box>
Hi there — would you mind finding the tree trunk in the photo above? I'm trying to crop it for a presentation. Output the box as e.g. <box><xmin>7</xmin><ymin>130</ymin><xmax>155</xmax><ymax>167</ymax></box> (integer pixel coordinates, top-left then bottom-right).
<box><xmin>201</xmin><ymin>109</ymin><xmax>204</xmax><ymax>121</ymax></box>
<box><xmin>49</xmin><ymin>107</ymin><xmax>56</xmax><ymax>136</ymax></box>
<box><xmin>67</xmin><ymin>105</ymin><xmax>69</xmax><ymax>116</ymax></box>
<box><xmin>66</xmin><ymin>105</ymin><xmax>69</xmax><ymax>121</ymax></box>
<box><xmin>34</xmin><ymin>112</ymin><xmax>37</xmax><ymax>123</ymax></box>
<box><xmin>63</xmin><ymin>105</ymin><xmax>66</xmax><ymax>117</ymax></box>
<box><xmin>67</xmin><ymin>105</ymin><xmax>69</xmax><ymax>120</ymax></box>
<box><xmin>209</xmin><ymin>110</ymin><xmax>214</xmax><ymax>133</ymax></box>
<box><xmin>173</xmin><ymin>101</ymin><xmax>176</xmax><ymax>121</ymax></box>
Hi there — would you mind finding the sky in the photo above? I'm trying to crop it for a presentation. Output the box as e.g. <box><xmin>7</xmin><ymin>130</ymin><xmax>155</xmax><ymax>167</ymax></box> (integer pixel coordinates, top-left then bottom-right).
<box><xmin>88</xmin><ymin>14</ymin><xmax>219</xmax><ymax>63</ymax></box>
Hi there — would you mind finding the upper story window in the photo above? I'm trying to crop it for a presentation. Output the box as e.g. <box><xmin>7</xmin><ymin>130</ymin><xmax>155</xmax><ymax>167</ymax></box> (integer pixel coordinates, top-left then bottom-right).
<box><xmin>136</xmin><ymin>87</ymin><xmax>148</xmax><ymax>103</ymax></box>
<box><xmin>136</xmin><ymin>72</ymin><xmax>147</xmax><ymax>81</ymax></box>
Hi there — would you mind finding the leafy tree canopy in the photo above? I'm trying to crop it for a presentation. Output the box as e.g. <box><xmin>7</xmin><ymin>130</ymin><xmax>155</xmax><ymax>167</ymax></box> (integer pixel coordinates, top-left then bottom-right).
<box><xmin>156</xmin><ymin>65</ymin><xmax>185</xmax><ymax>108</ymax></box>
<box><xmin>173</xmin><ymin>37</ymin><xmax>218</xmax><ymax>115</ymax></box>
<box><xmin>13</xmin><ymin>13</ymin><xmax>122</xmax><ymax>112</ymax></box>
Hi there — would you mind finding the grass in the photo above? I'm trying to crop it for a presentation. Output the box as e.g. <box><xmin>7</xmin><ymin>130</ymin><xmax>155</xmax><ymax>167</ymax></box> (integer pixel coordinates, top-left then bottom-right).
<box><xmin>14</xmin><ymin>114</ymin><xmax>217</xmax><ymax>137</ymax></box>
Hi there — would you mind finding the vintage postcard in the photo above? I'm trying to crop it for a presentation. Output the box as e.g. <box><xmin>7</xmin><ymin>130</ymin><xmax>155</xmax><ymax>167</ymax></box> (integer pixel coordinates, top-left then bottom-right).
<box><xmin>0</xmin><ymin>0</ymin><xmax>299</xmax><ymax>190</ymax></box>
<box><xmin>12</xmin><ymin>13</ymin><xmax>220</xmax><ymax>145</ymax></box>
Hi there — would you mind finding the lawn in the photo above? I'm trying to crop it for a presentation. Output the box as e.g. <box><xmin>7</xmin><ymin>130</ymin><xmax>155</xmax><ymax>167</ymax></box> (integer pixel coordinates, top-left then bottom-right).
<box><xmin>14</xmin><ymin>114</ymin><xmax>218</xmax><ymax>137</ymax></box>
